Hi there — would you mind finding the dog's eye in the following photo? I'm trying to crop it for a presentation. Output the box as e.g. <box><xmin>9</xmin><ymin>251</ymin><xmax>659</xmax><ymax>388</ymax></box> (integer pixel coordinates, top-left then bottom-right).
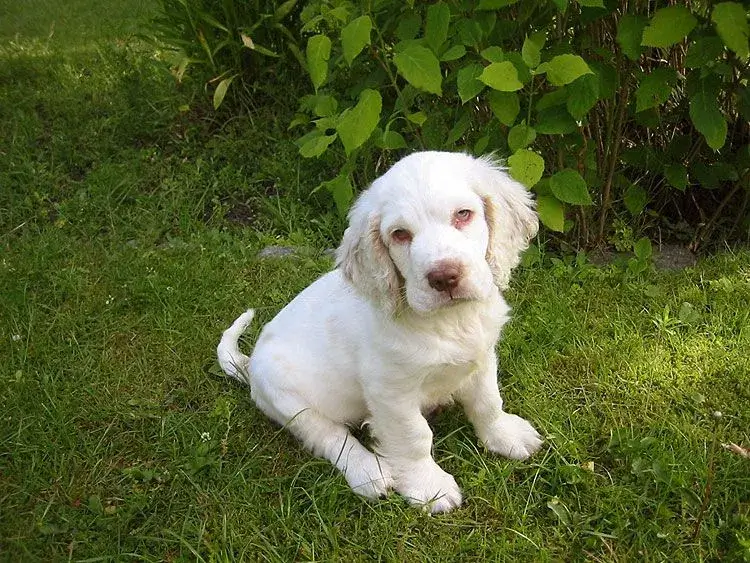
<box><xmin>454</xmin><ymin>209</ymin><xmax>473</xmax><ymax>227</ymax></box>
<box><xmin>391</xmin><ymin>229</ymin><xmax>412</xmax><ymax>243</ymax></box>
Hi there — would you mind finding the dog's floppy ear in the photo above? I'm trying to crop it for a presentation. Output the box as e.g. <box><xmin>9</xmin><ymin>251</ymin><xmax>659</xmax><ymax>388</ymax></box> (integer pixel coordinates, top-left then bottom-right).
<box><xmin>336</xmin><ymin>189</ymin><xmax>401</xmax><ymax>312</ymax></box>
<box><xmin>473</xmin><ymin>155</ymin><xmax>539</xmax><ymax>289</ymax></box>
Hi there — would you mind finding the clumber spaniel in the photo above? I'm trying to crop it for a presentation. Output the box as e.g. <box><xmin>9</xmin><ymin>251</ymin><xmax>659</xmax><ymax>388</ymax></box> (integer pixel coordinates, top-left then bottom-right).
<box><xmin>218</xmin><ymin>151</ymin><xmax>543</xmax><ymax>513</ymax></box>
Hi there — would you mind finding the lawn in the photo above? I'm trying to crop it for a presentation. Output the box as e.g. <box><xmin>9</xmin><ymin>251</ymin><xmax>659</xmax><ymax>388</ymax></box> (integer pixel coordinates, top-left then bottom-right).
<box><xmin>1</xmin><ymin>1</ymin><xmax>749</xmax><ymax>561</ymax></box>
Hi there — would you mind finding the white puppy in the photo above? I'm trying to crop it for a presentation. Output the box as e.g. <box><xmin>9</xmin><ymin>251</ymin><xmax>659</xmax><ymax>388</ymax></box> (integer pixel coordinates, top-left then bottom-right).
<box><xmin>217</xmin><ymin>151</ymin><xmax>543</xmax><ymax>513</ymax></box>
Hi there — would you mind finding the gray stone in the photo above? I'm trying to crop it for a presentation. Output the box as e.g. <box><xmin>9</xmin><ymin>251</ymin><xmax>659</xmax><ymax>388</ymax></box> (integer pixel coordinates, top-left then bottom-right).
<box><xmin>257</xmin><ymin>246</ymin><xmax>297</xmax><ymax>258</ymax></box>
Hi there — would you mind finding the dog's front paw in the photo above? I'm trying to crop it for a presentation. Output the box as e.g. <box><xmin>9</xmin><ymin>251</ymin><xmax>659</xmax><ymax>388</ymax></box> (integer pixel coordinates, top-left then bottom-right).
<box><xmin>481</xmin><ymin>413</ymin><xmax>543</xmax><ymax>460</ymax></box>
<box><xmin>396</xmin><ymin>460</ymin><xmax>462</xmax><ymax>513</ymax></box>
<box><xmin>343</xmin><ymin>451</ymin><xmax>394</xmax><ymax>499</ymax></box>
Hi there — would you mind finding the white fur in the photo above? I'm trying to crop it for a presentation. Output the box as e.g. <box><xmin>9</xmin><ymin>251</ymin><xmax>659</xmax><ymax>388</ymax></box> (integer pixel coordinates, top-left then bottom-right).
<box><xmin>217</xmin><ymin>151</ymin><xmax>542</xmax><ymax>513</ymax></box>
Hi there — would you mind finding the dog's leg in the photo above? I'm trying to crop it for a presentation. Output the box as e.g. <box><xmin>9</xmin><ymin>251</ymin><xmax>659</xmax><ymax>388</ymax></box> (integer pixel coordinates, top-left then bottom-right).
<box><xmin>368</xmin><ymin>399</ymin><xmax>462</xmax><ymax>513</ymax></box>
<box><xmin>252</xmin><ymin>390</ymin><xmax>393</xmax><ymax>499</ymax></box>
<box><xmin>456</xmin><ymin>351</ymin><xmax>543</xmax><ymax>460</ymax></box>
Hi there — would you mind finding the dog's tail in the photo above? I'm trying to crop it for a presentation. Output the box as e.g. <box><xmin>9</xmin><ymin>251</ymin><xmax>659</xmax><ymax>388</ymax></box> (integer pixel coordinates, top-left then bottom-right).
<box><xmin>217</xmin><ymin>309</ymin><xmax>255</xmax><ymax>384</ymax></box>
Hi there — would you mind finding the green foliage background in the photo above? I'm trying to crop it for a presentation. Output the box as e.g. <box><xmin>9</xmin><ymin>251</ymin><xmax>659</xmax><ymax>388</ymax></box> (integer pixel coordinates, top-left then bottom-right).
<box><xmin>156</xmin><ymin>0</ymin><xmax>750</xmax><ymax>252</ymax></box>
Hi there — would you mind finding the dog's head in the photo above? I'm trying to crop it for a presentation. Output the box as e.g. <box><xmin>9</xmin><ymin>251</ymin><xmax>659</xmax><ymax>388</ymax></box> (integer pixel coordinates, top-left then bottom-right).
<box><xmin>336</xmin><ymin>151</ymin><xmax>538</xmax><ymax>315</ymax></box>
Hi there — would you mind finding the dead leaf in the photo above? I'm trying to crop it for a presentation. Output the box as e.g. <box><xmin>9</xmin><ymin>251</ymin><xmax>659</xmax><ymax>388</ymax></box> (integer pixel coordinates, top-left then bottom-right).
<box><xmin>241</xmin><ymin>34</ymin><xmax>254</xmax><ymax>49</ymax></box>
<box><xmin>722</xmin><ymin>442</ymin><xmax>750</xmax><ymax>459</ymax></box>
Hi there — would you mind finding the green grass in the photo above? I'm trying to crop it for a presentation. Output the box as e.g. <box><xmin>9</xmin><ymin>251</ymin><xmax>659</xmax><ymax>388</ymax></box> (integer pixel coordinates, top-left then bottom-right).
<box><xmin>1</xmin><ymin>1</ymin><xmax>749</xmax><ymax>561</ymax></box>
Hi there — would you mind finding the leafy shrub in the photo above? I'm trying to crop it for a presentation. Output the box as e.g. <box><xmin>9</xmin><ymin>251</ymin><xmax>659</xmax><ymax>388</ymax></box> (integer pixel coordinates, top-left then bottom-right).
<box><xmin>151</xmin><ymin>0</ymin><xmax>304</xmax><ymax>109</ymax></box>
<box><xmin>292</xmin><ymin>0</ymin><xmax>750</xmax><ymax>249</ymax></box>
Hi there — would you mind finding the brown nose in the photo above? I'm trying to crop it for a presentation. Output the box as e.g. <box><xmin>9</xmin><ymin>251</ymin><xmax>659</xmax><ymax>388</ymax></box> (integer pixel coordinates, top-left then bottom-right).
<box><xmin>427</xmin><ymin>263</ymin><xmax>462</xmax><ymax>293</ymax></box>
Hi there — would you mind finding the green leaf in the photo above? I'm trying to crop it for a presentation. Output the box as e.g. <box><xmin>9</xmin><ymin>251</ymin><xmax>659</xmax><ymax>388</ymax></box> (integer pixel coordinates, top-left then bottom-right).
<box><xmin>488</xmin><ymin>90</ymin><xmax>520</xmax><ymax>125</ymax></box>
<box><xmin>537</xmin><ymin>195</ymin><xmax>565</xmax><ymax>231</ymax></box>
<box><xmin>590</xmin><ymin>61</ymin><xmax>617</xmax><ymax>100</ymax></box>
<box><xmin>641</xmin><ymin>6</ymin><xmax>697</xmax><ymax>49</ymax></box>
<box><xmin>617</xmin><ymin>14</ymin><xmax>648</xmax><ymax>60</ymax></box>
<box><xmin>504</xmin><ymin>52</ymin><xmax>532</xmax><ymax>85</ymax></box>
<box><xmin>664</xmin><ymin>163</ymin><xmax>688</xmax><ymax>191</ymax></box>
<box><xmin>551</xmin><ymin>0</ymin><xmax>568</xmax><ymax>12</ymax></box>
<box><xmin>456</xmin><ymin>18</ymin><xmax>484</xmax><ymax>47</ymax></box>
<box><xmin>312</xmin><ymin>116</ymin><xmax>337</xmax><ymax>132</ymax></box>
<box><xmin>635</xmin><ymin>68</ymin><xmax>677</xmax><ymax>112</ymax></box>
<box><xmin>678</xmin><ymin>302</ymin><xmax>701</xmax><ymax>325</ymax></box>
<box><xmin>336</xmin><ymin>89</ymin><xmax>382</xmax><ymax>155</ymax></box>
<box><xmin>521</xmin><ymin>32</ymin><xmax>546</xmax><ymax>68</ymax></box>
<box><xmin>306</xmin><ymin>35</ymin><xmax>331</xmax><ymax>91</ymax></box>
<box><xmin>692</xmin><ymin>161</ymin><xmax>737</xmax><ymax>188</ymax></box>
<box><xmin>536</xmin><ymin>106</ymin><xmax>577</xmax><ymax>134</ymax></box>
<box><xmin>441</xmin><ymin>44</ymin><xmax>466</xmax><ymax>61</ymax></box>
<box><xmin>299</xmin><ymin>133</ymin><xmax>337</xmax><ymax>158</ymax></box>
<box><xmin>249</xmin><ymin>43</ymin><xmax>279</xmax><ymax>58</ymax></box>
<box><xmin>198</xmin><ymin>10</ymin><xmax>229</xmax><ymax>32</ymax></box>
<box><xmin>407</xmin><ymin>111</ymin><xmax>427</xmax><ymax>125</ymax></box>
<box><xmin>521</xmin><ymin>244</ymin><xmax>541</xmax><ymax>267</ymax></box>
<box><xmin>536</xmin><ymin>88</ymin><xmax>568</xmax><ymax>112</ymax></box>
<box><xmin>379</xmin><ymin>130</ymin><xmax>407</xmax><ymax>149</ymax></box>
<box><xmin>321</xmin><ymin>174</ymin><xmax>354</xmax><ymax>218</ymax></box>
<box><xmin>577</xmin><ymin>0</ymin><xmax>604</xmax><ymax>7</ymax></box>
<box><xmin>273</xmin><ymin>0</ymin><xmax>298</xmax><ymax>22</ymax></box>
<box><xmin>288</xmin><ymin>114</ymin><xmax>309</xmax><ymax>130</ymax></box>
<box><xmin>566</xmin><ymin>73</ymin><xmax>599</xmax><ymax>119</ymax></box>
<box><xmin>341</xmin><ymin>16</ymin><xmax>372</xmax><ymax>66</ymax></box>
<box><xmin>88</xmin><ymin>494</ymin><xmax>104</xmax><ymax>515</ymax></box>
<box><xmin>457</xmin><ymin>65</ymin><xmax>485</xmax><ymax>104</ymax></box>
<box><xmin>393</xmin><ymin>45</ymin><xmax>443</xmax><ymax>95</ymax></box>
<box><xmin>508</xmin><ymin>149</ymin><xmax>545</xmax><ymax>187</ymax></box>
<box><xmin>545</xmin><ymin>54</ymin><xmax>593</xmax><ymax>86</ymax></box>
<box><xmin>477</xmin><ymin>0</ymin><xmax>519</xmax><ymax>9</ymax></box>
<box><xmin>685</xmin><ymin>36</ymin><xmax>725</xmax><ymax>68</ymax></box>
<box><xmin>446</xmin><ymin>112</ymin><xmax>471</xmax><ymax>146</ymax></box>
<box><xmin>507</xmin><ymin>123</ymin><xmax>536</xmax><ymax>152</ymax></box>
<box><xmin>623</xmin><ymin>183</ymin><xmax>647</xmax><ymax>215</ymax></box>
<box><xmin>634</xmin><ymin>237</ymin><xmax>652</xmax><ymax>260</ymax></box>
<box><xmin>312</xmin><ymin>95</ymin><xmax>338</xmax><ymax>117</ymax></box>
<box><xmin>712</xmin><ymin>2</ymin><xmax>749</xmax><ymax>60</ymax></box>
<box><xmin>666</xmin><ymin>135</ymin><xmax>692</xmax><ymax>160</ymax></box>
<box><xmin>629</xmin><ymin>256</ymin><xmax>648</xmax><ymax>273</ymax></box>
<box><xmin>212</xmin><ymin>75</ymin><xmax>235</xmax><ymax>110</ymax></box>
<box><xmin>425</xmin><ymin>2</ymin><xmax>451</xmax><ymax>54</ymax></box>
<box><xmin>690</xmin><ymin>90</ymin><xmax>727</xmax><ymax>150</ymax></box>
<box><xmin>623</xmin><ymin>148</ymin><xmax>665</xmax><ymax>177</ymax></box>
<box><xmin>474</xmin><ymin>135</ymin><xmax>490</xmax><ymax>154</ymax></box>
<box><xmin>396</xmin><ymin>13</ymin><xmax>422</xmax><ymax>41</ymax></box>
<box><xmin>715</xmin><ymin>162</ymin><xmax>738</xmax><ymax>182</ymax></box>
<box><xmin>550</xmin><ymin>169</ymin><xmax>593</xmax><ymax>205</ymax></box>
<box><xmin>479</xmin><ymin>61</ymin><xmax>523</xmax><ymax>91</ymax></box>
<box><xmin>480</xmin><ymin>46</ymin><xmax>505</xmax><ymax>63</ymax></box>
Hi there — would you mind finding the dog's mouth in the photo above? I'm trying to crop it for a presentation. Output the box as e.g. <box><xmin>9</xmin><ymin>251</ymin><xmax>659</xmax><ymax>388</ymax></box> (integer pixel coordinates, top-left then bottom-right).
<box><xmin>405</xmin><ymin>291</ymin><xmax>474</xmax><ymax>316</ymax></box>
<box><xmin>432</xmin><ymin>287</ymin><xmax>478</xmax><ymax>309</ymax></box>
<box><xmin>404</xmin><ymin>275</ymin><xmax>488</xmax><ymax>315</ymax></box>
<box><xmin>445</xmin><ymin>291</ymin><xmax>474</xmax><ymax>305</ymax></box>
